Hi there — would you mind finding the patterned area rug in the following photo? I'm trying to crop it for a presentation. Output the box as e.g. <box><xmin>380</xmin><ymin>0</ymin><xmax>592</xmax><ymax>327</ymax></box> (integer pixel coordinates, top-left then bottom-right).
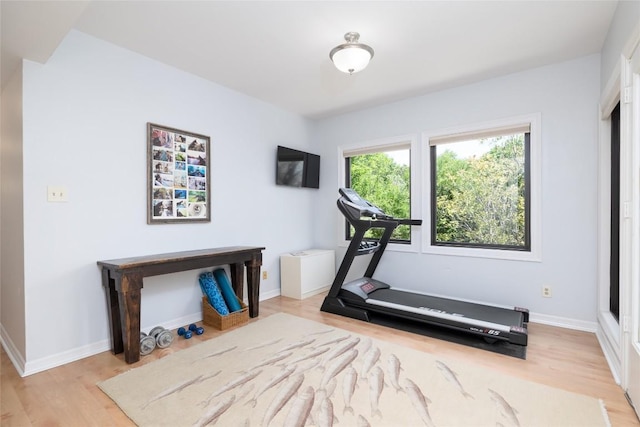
<box><xmin>98</xmin><ymin>313</ymin><xmax>609</xmax><ymax>426</ymax></box>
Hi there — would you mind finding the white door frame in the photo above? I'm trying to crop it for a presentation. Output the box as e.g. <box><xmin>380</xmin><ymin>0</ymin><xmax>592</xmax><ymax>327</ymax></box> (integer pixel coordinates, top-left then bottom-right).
<box><xmin>597</xmin><ymin>24</ymin><xmax>640</xmax><ymax>410</ymax></box>
<box><xmin>596</xmin><ymin>63</ymin><xmax>621</xmax><ymax>382</ymax></box>
<box><xmin>597</xmin><ymin>22</ymin><xmax>640</xmax><ymax>419</ymax></box>
<box><xmin>623</xmin><ymin>26</ymin><xmax>640</xmax><ymax>418</ymax></box>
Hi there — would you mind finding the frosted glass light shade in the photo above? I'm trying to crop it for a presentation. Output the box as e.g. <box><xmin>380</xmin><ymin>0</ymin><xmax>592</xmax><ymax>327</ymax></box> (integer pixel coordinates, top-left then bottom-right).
<box><xmin>331</xmin><ymin>47</ymin><xmax>372</xmax><ymax>74</ymax></box>
<box><xmin>329</xmin><ymin>32</ymin><xmax>374</xmax><ymax>75</ymax></box>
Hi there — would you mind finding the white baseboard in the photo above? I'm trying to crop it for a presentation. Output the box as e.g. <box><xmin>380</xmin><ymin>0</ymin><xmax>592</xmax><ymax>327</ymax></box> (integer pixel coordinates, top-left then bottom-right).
<box><xmin>4</xmin><ymin>294</ymin><xmax>600</xmax><ymax>377</ymax></box>
<box><xmin>1</xmin><ymin>323</ymin><xmax>26</xmax><ymax>377</ymax></box>
<box><xmin>300</xmin><ymin>285</ymin><xmax>331</xmax><ymax>300</ymax></box>
<box><xmin>258</xmin><ymin>288</ymin><xmax>281</xmax><ymax>301</ymax></box>
<box><xmin>7</xmin><ymin>292</ymin><xmax>282</xmax><ymax>377</ymax></box>
<box><xmin>23</xmin><ymin>339</ymin><xmax>112</xmax><ymax>377</ymax></box>
<box><xmin>596</xmin><ymin>326</ymin><xmax>622</xmax><ymax>385</ymax></box>
<box><xmin>528</xmin><ymin>312</ymin><xmax>597</xmax><ymax>332</ymax></box>
<box><xmin>141</xmin><ymin>312</ymin><xmax>203</xmax><ymax>335</ymax></box>
<box><xmin>147</xmin><ymin>289</ymin><xmax>283</xmax><ymax>332</ymax></box>
<box><xmin>596</xmin><ymin>311</ymin><xmax>622</xmax><ymax>384</ymax></box>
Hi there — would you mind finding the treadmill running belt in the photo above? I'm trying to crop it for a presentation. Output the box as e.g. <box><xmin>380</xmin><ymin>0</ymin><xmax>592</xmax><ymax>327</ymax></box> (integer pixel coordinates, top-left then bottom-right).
<box><xmin>370</xmin><ymin>289</ymin><xmax>524</xmax><ymax>327</ymax></box>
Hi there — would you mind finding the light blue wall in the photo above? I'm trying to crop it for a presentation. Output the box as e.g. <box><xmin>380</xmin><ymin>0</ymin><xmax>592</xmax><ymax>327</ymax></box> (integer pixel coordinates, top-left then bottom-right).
<box><xmin>19</xmin><ymin>30</ymin><xmax>315</xmax><ymax>369</ymax></box>
<box><xmin>312</xmin><ymin>54</ymin><xmax>601</xmax><ymax>324</ymax></box>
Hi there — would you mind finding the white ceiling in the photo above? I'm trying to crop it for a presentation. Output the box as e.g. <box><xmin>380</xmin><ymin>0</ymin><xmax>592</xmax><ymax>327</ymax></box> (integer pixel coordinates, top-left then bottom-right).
<box><xmin>1</xmin><ymin>1</ymin><xmax>618</xmax><ymax>119</ymax></box>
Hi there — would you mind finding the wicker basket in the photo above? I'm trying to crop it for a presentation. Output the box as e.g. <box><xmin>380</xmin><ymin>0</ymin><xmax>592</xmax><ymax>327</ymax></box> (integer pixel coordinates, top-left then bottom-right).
<box><xmin>202</xmin><ymin>296</ymin><xmax>248</xmax><ymax>330</ymax></box>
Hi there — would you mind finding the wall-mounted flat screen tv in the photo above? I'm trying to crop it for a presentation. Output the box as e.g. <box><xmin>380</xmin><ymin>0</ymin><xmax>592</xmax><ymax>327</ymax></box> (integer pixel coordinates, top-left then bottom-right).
<box><xmin>276</xmin><ymin>145</ymin><xmax>320</xmax><ymax>189</ymax></box>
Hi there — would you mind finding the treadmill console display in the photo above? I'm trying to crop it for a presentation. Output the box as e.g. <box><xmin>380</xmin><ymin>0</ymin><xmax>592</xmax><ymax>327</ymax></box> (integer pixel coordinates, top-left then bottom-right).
<box><xmin>339</xmin><ymin>188</ymin><xmax>388</xmax><ymax>218</ymax></box>
<box><xmin>360</xmin><ymin>282</ymin><xmax>376</xmax><ymax>294</ymax></box>
<box><xmin>341</xmin><ymin>278</ymin><xmax>391</xmax><ymax>300</ymax></box>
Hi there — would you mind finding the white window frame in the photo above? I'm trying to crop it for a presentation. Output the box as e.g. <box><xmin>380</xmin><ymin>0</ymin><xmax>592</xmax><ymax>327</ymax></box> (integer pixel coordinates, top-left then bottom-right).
<box><xmin>338</xmin><ymin>134</ymin><xmax>420</xmax><ymax>253</ymax></box>
<box><xmin>421</xmin><ymin>113</ymin><xmax>542</xmax><ymax>262</ymax></box>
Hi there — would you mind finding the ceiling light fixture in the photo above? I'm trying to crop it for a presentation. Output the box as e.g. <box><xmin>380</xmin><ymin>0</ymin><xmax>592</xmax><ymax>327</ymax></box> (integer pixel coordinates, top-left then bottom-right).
<box><xmin>329</xmin><ymin>32</ymin><xmax>374</xmax><ymax>75</ymax></box>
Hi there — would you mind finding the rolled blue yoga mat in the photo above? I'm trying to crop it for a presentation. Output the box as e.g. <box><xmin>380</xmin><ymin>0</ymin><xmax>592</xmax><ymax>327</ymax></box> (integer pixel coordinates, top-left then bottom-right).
<box><xmin>199</xmin><ymin>272</ymin><xmax>229</xmax><ymax>315</ymax></box>
<box><xmin>213</xmin><ymin>268</ymin><xmax>242</xmax><ymax>312</ymax></box>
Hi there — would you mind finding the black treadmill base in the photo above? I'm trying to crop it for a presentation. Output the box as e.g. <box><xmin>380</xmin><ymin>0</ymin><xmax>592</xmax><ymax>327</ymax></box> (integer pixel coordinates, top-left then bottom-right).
<box><xmin>368</xmin><ymin>311</ymin><xmax>527</xmax><ymax>360</ymax></box>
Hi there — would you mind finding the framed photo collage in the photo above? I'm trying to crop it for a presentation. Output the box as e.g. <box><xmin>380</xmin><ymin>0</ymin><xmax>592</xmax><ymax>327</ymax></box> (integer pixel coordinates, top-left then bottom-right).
<box><xmin>147</xmin><ymin>123</ymin><xmax>211</xmax><ymax>224</ymax></box>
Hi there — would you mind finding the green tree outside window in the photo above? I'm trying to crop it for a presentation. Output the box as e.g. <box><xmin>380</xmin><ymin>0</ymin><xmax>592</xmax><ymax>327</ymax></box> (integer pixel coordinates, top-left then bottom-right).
<box><xmin>347</xmin><ymin>150</ymin><xmax>411</xmax><ymax>242</ymax></box>
<box><xmin>433</xmin><ymin>133</ymin><xmax>528</xmax><ymax>249</ymax></box>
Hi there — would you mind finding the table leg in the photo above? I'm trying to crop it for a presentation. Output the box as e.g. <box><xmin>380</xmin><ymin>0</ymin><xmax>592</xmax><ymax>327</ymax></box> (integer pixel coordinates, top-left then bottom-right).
<box><xmin>245</xmin><ymin>254</ymin><xmax>262</xmax><ymax>318</ymax></box>
<box><xmin>102</xmin><ymin>269</ymin><xmax>123</xmax><ymax>355</ymax></box>
<box><xmin>229</xmin><ymin>262</ymin><xmax>244</xmax><ymax>300</ymax></box>
<box><xmin>116</xmin><ymin>272</ymin><xmax>143</xmax><ymax>364</ymax></box>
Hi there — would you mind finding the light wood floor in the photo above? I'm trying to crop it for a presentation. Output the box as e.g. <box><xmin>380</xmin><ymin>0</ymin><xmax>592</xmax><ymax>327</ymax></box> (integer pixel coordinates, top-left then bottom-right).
<box><xmin>2</xmin><ymin>294</ymin><xmax>639</xmax><ymax>426</ymax></box>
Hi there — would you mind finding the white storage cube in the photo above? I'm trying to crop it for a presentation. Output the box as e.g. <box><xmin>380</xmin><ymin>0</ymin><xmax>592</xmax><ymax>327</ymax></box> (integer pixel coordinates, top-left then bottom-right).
<box><xmin>280</xmin><ymin>249</ymin><xmax>335</xmax><ymax>299</ymax></box>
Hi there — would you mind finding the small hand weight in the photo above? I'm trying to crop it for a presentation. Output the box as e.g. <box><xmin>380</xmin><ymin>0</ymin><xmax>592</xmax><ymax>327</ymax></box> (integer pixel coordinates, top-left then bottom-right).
<box><xmin>149</xmin><ymin>326</ymin><xmax>174</xmax><ymax>348</ymax></box>
<box><xmin>177</xmin><ymin>327</ymin><xmax>193</xmax><ymax>339</ymax></box>
<box><xmin>140</xmin><ymin>332</ymin><xmax>156</xmax><ymax>356</ymax></box>
<box><xmin>188</xmin><ymin>323</ymin><xmax>205</xmax><ymax>335</ymax></box>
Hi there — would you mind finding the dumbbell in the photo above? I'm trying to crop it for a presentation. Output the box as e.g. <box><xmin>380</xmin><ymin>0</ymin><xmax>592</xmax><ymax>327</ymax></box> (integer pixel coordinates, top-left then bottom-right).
<box><xmin>140</xmin><ymin>332</ymin><xmax>156</xmax><ymax>356</ymax></box>
<box><xmin>177</xmin><ymin>326</ymin><xmax>193</xmax><ymax>339</ymax></box>
<box><xmin>177</xmin><ymin>324</ymin><xmax>204</xmax><ymax>339</ymax></box>
<box><xmin>149</xmin><ymin>326</ymin><xmax>174</xmax><ymax>348</ymax></box>
<box><xmin>189</xmin><ymin>323</ymin><xmax>205</xmax><ymax>335</ymax></box>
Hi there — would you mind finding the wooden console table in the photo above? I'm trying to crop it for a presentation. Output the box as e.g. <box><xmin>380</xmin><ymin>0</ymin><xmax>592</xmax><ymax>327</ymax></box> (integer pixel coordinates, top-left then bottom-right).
<box><xmin>97</xmin><ymin>246</ymin><xmax>264</xmax><ymax>364</ymax></box>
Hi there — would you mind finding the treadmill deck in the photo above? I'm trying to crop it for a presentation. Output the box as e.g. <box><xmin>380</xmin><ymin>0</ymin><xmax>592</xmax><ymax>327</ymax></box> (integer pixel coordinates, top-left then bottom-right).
<box><xmin>368</xmin><ymin>288</ymin><xmax>525</xmax><ymax>327</ymax></box>
<box><xmin>332</xmin><ymin>281</ymin><xmax>528</xmax><ymax>346</ymax></box>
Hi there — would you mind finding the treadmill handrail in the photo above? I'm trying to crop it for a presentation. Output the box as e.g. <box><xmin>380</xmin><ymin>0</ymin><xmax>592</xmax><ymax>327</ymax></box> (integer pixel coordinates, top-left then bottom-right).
<box><xmin>338</xmin><ymin>198</ymin><xmax>421</xmax><ymax>227</ymax></box>
<box><xmin>338</xmin><ymin>199</ymin><xmax>399</xmax><ymax>229</ymax></box>
<box><xmin>338</xmin><ymin>187</ymin><xmax>422</xmax><ymax>225</ymax></box>
<box><xmin>397</xmin><ymin>218</ymin><xmax>423</xmax><ymax>226</ymax></box>
<box><xmin>341</xmin><ymin>199</ymin><xmax>391</xmax><ymax>219</ymax></box>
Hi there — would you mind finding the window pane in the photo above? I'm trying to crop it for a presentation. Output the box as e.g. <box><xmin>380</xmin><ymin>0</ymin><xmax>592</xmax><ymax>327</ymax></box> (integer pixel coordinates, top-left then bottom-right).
<box><xmin>347</xmin><ymin>149</ymin><xmax>411</xmax><ymax>242</ymax></box>
<box><xmin>432</xmin><ymin>133</ymin><xmax>528</xmax><ymax>249</ymax></box>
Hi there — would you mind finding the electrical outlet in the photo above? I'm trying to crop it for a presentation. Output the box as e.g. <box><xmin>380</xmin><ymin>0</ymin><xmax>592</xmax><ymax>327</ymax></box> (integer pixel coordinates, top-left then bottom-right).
<box><xmin>47</xmin><ymin>186</ymin><xmax>68</xmax><ymax>202</ymax></box>
<box><xmin>542</xmin><ymin>285</ymin><xmax>552</xmax><ymax>298</ymax></box>
<box><xmin>262</xmin><ymin>271</ymin><xmax>268</xmax><ymax>280</ymax></box>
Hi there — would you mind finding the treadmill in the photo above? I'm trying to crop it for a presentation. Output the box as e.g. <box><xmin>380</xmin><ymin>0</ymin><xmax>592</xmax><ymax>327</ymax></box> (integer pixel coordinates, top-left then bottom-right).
<box><xmin>321</xmin><ymin>188</ymin><xmax>529</xmax><ymax>347</ymax></box>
